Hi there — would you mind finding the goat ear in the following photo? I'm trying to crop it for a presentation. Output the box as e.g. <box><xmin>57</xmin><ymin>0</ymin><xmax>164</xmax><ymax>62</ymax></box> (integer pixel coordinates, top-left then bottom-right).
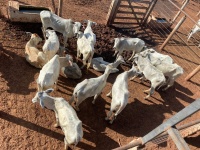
<box><xmin>45</xmin><ymin>88</ymin><xmax>54</xmax><ymax>93</ymax></box>
<box><xmin>38</xmin><ymin>92</ymin><xmax>45</xmax><ymax>108</ymax></box>
<box><xmin>38</xmin><ymin>92</ymin><xmax>43</xmax><ymax>98</ymax></box>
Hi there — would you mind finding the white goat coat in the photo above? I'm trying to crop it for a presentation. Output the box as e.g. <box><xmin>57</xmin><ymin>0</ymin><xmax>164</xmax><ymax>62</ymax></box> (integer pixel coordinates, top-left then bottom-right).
<box><xmin>140</xmin><ymin>48</ymin><xmax>173</xmax><ymax>64</ymax></box>
<box><xmin>77</xmin><ymin>32</ymin><xmax>94</xmax><ymax>69</ymax></box>
<box><xmin>55</xmin><ymin>98</ymin><xmax>83</xmax><ymax>146</ymax></box>
<box><xmin>42</xmin><ymin>30</ymin><xmax>60</xmax><ymax>60</ymax></box>
<box><xmin>110</xmin><ymin>72</ymin><xmax>129</xmax><ymax>111</ymax></box>
<box><xmin>188</xmin><ymin>19</ymin><xmax>200</xmax><ymax>41</ymax></box>
<box><xmin>83</xmin><ymin>20</ymin><xmax>96</xmax><ymax>45</ymax></box>
<box><xmin>25</xmin><ymin>34</ymin><xmax>48</xmax><ymax>68</ymax></box>
<box><xmin>113</xmin><ymin>37</ymin><xmax>145</xmax><ymax>59</ymax></box>
<box><xmin>32</xmin><ymin>92</ymin><xmax>83</xmax><ymax>148</ymax></box>
<box><xmin>37</xmin><ymin>55</ymin><xmax>60</xmax><ymax>91</ymax></box>
<box><xmin>40</xmin><ymin>11</ymin><xmax>81</xmax><ymax>47</ymax></box>
<box><xmin>70</xmin><ymin>65</ymin><xmax>112</xmax><ymax>110</ymax></box>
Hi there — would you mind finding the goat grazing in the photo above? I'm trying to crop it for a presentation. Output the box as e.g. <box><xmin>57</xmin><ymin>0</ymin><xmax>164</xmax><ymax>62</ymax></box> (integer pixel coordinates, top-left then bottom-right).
<box><xmin>131</xmin><ymin>54</ymin><xmax>166</xmax><ymax>99</ymax></box>
<box><xmin>32</xmin><ymin>89</ymin><xmax>83</xmax><ymax>150</ymax></box>
<box><xmin>70</xmin><ymin>64</ymin><xmax>114</xmax><ymax>111</ymax></box>
<box><xmin>106</xmin><ymin>65</ymin><xmax>140</xmax><ymax>124</ymax></box>
<box><xmin>140</xmin><ymin>50</ymin><xmax>183</xmax><ymax>91</ymax></box>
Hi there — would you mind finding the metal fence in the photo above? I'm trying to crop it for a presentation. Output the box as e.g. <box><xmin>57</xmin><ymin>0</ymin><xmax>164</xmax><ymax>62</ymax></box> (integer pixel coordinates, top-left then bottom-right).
<box><xmin>107</xmin><ymin>0</ymin><xmax>200</xmax><ymax>88</ymax></box>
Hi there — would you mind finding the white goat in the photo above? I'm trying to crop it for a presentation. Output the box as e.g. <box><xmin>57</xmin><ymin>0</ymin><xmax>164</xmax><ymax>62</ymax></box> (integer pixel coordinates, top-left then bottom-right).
<box><xmin>106</xmin><ymin>65</ymin><xmax>140</xmax><ymax>124</ymax></box>
<box><xmin>83</xmin><ymin>20</ymin><xmax>97</xmax><ymax>45</ymax></box>
<box><xmin>25</xmin><ymin>33</ymin><xmax>48</xmax><ymax>68</ymax></box>
<box><xmin>61</xmin><ymin>62</ymin><xmax>82</xmax><ymax>79</ymax></box>
<box><xmin>77</xmin><ymin>31</ymin><xmax>95</xmax><ymax>70</ymax></box>
<box><xmin>70</xmin><ymin>64</ymin><xmax>114</xmax><ymax>111</ymax></box>
<box><xmin>32</xmin><ymin>89</ymin><xmax>83</xmax><ymax>150</ymax></box>
<box><xmin>113</xmin><ymin>37</ymin><xmax>146</xmax><ymax>61</ymax></box>
<box><xmin>187</xmin><ymin>19</ymin><xmax>200</xmax><ymax>42</ymax></box>
<box><xmin>40</xmin><ymin>10</ymin><xmax>82</xmax><ymax>47</ymax></box>
<box><xmin>131</xmin><ymin>54</ymin><xmax>166</xmax><ymax>99</ymax></box>
<box><xmin>42</xmin><ymin>29</ymin><xmax>60</xmax><ymax>61</ymax></box>
<box><xmin>140</xmin><ymin>50</ymin><xmax>183</xmax><ymax>91</ymax></box>
<box><xmin>154</xmin><ymin>63</ymin><xmax>183</xmax><ymax>91</ymax></box>
<box><xmin>37</xmin><ymin>54</ymin><xmax>72</xmax><ymax>92</ymax></box>
<box><xmin>139</xmin><ymin>48</ymin><xmax>173</xmax><ymax>64</ymax></box>
<box><xmin>91</xmin><ymin>55</ymin><xmax>125</xmax><ymax>73</ymax></box>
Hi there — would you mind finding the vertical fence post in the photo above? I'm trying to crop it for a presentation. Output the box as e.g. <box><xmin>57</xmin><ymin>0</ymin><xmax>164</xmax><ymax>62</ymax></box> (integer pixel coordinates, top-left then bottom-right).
<box><xmin>160</xmin><ymin>15</ymin><xmax>186</xmax><ymax>50</ymax></box>
<box><xmin>170</xmin><ymin>0</ymin><xmax>189</xmax><ymax>25</ymax></box>
<box><xmin>142</xmin><ymin>0</ymin><xmax>158</xmax><ymax>25</ymax></box>
<box><xmin>106</xmin><ymin>0</ymin><xmax>121</xmax><ymax>26</ymax></box>
<box><xmin>58</xmin><ymin>0</ymin><xmax>63</xmax><ymax>17</ymax></box>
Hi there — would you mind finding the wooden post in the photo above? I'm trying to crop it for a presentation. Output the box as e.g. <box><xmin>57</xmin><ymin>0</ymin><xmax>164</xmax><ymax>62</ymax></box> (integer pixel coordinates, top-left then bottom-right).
<box><xmin>58</xmin><ymin>0</ymin><xmax>63</xmax><ymax>17</ymax></box>
<box><xmin>197</xmin><ymin>11</ymin><xmax>200</xmax><ymax>17</ymax></box>
<box><xmin>170</xmin><ymin>0</ymin><xmax>189</xmax><ymax>25</ymax></box>
<box><xmin>106</xmin><ymin>0</ymin><xmax>121</xmax><ymax>26</ymax></box>
<box><xmin>142</xmin><ymin>0</ymin><xmax>158</xmax><ymax>25</ymax></box>
<box><xmin>160</xmin><ymin>15</ymin><xmax>186</xmax><ymax>50</ymax></box>
<box><xmin>185</xmin><ymin>65</ymin><xmax>200</xmax><ymax>81</ymax></box>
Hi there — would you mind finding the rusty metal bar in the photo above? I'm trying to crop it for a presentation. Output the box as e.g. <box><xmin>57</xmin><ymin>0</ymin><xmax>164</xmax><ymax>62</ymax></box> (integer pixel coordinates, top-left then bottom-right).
<box><xmin>160</xmin><ymin>15</ymin><xmax>186</xmax><ymax>50</ymax></box>
<box><xmin>167</xmin><ymin>126</ymin><xmax>190</xmax><ymax>150</ymax></box>
<box><xmin>185</xmin><ymin>65</ymin><xmax>200</xmax><ymax>81</ymax></box>
<box><xmin>151</xmin><ymin>118</ymin><xmax>200</xmax><ymax>143</ymax></box>
<box><xmin>168</xmin><ymin>0</ymin><xmax>200</xmax><ymax>29</ymax></box>
<box><xmin>113</xmin><ymin>98</ymin><xmax>200</xmax><ymax>150</ymax></box>
<box><xmin>170</xmin><ymin>0</ymin><xmax>189</xmax><ymax>25</ymax></box>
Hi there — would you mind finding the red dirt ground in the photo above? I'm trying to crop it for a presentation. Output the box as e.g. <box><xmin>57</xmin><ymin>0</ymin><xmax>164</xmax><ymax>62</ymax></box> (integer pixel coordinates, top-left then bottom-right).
<box><xmin>0</xmin><ymin>0</ymin><xmax>200</xmax><ymax>150</ymax></box>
